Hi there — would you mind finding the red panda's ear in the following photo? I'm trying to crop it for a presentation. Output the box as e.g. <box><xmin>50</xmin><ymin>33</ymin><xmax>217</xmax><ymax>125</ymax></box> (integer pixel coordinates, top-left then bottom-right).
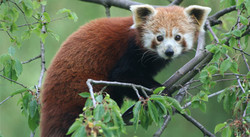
<box><xmin>130</xmin><ymin>5</ymin><xmax>157</xmax><ymax>29</ymax></box>
<box><xmin>184</xmin><ymin>5</ymin><xmax>211</xmax><ymax>31</ymax></box>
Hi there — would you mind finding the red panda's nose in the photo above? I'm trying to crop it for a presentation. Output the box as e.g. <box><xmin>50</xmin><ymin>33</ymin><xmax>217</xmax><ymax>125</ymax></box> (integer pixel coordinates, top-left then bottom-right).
<box><xmin>165</xmin><ymin>48</ymin><xmax>174</xmax><ymax>57</ymax></box>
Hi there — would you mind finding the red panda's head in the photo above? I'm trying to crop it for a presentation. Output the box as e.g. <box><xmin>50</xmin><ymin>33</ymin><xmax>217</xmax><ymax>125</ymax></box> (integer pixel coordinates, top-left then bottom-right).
<box><xmin>130</xmin><ymin>5</ymin><xmax>211</xmax><ymax>59</ymax></box>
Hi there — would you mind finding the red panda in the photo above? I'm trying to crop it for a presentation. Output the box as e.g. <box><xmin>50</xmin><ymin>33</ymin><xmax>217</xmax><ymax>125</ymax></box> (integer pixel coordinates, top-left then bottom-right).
<box><xmin>41</xmin><ymin>5</ymin><xmax>211</xmax><ymax>137</ymax></box>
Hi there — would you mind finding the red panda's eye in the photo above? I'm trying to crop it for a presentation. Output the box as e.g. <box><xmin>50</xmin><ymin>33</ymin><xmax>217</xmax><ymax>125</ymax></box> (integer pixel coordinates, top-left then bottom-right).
<box><xmin>156</xmin><ymin>35</ymin><xmax>164</xmax><ymax>42</ymax></box>
<box><xmin>175</xmin><ymin>35</ymin><xmax>181</xmax><ymax>41</ymax></box>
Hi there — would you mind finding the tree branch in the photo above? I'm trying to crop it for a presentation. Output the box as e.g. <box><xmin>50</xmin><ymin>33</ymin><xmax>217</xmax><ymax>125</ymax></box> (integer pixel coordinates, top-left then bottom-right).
<box><xmin>21</xmin><ymin>55</ymin><xmax>41</xmax><ymax>64</ymax></box>
<box><xmin>179</xmin><ymin>112</ymin><xmax>216</xmax><ymax>137</ymax></box>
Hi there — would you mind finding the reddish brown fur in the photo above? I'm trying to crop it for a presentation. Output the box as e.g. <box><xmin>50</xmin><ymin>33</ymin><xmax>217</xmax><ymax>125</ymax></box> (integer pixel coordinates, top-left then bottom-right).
<box><xmin>41</xmin><ymin>17</ymin><xmax>135</xmax><ymax>137</ymax></box>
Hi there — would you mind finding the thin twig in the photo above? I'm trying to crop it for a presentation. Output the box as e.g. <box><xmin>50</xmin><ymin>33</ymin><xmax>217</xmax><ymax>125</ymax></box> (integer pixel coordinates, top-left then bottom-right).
<box><xmin>21</xmin><ymin>55</ymin><xmax>41</xmax><ymax>64</ymax></box>
<box><xmin>179</xmin><ymin>112</ymin><xmax>216</xmax><ymax>137</ymax></box>
<box><xmin>37</xmin><ymin>5</ymin><xmax>46</xmax><ymax>88</ymax></box>
<box><xmin>87</xmin><ymin>79</ymin><xmax>152</xmax><ymax>94</ymax></box>
<box><xmin>0</xmin><ymin>96</ymin><xmax>13</xmax><ymax>105</ymax></box>
<box><xmin>86</xmin><ymin>79</ymin><xmax>97</xmax><ymax>107</ymax></box>
<box><xmin>183</xmin><ymin>89</ymin><xmax>226</xmax><ymax>109</ymax></box>
<box><xmin>236</xmin><ymin>75</ymin><xmax>246</xmax><ymax>93</ymax></box>
<box><xmin>0</xmin><ymin>74</ymin><xmax>32</xmax><ymax>92</ymax></box>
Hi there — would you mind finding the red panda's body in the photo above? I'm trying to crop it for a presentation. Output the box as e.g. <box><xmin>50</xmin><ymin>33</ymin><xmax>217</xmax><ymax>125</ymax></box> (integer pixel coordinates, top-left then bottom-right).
<box><xmin>41</xmin><ymin>5</ymin><xmax>211</xmax><ymax>137</ymax></box>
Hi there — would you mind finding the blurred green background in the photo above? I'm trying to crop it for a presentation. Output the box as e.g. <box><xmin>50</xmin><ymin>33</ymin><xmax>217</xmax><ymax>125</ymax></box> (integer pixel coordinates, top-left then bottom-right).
<box><xmin>0</xmin><ymin>0</ymin><xmax>241</xmax><ymax>137</ymax></box>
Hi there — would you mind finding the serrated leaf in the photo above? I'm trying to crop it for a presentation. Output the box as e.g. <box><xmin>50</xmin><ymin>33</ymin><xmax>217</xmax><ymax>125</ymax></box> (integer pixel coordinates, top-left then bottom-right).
<box><xmin>14</xmin><ymin>59</ymin><xmax>22</xmax><ymax>76</ymax></box>
<box><xmin>231</xmin><ymin>29</ymin><xmax>241</xmax><ymax>37</ymax></box>
<box><xmin>28</xmin><ymin>111</ymin><xmax>39</xmax><ymax>132</ymax></box>
<box><xmin>229</xmin><ymin>37</ymin><xmax>236</xmax><ymax>47</ymax></box>
<box><xmin>67</xmin><ymin>120</ymin><xmax>82</xmax><ymax>135</ymax></box>
<box><xmin>246</xmin><ymin>0</ymin><xmax>250</xmax><ymax>14</ymax></box>
<box><xmin>207</xmin><ymin>65</ymin><xmax>218</xmax><ymax>75</ymax></box>
<box><xmin>43</xmin><ymin>12</ymin><xmax>51</xmax><ymax>22</ymax></box>
<box><xmin>94</xmin><ymin>104</ymin><xmax>104</xmax><ymax>121</ymax></box>
<box><xmin>214</xmin><ymin>122</ymin><xmax>227</xmax><ymax>133</ymax></box>
<box><xmin>70</xmin><ymin>12</ymin><xmax>78</xmax><ymax>22</ymax></box>
<box><xmin>199</xmin><ymin>102</ymin><xmax>206</xmax><ymax>113</ymax></box>
<box><xmin>237</xmin><ymin>0</ymin><xmax>244</xmax><ymax>6</ymax></box>
<box><xmin>50</xmin><ymin>32</ymin><xmax>60</xmax><ymax>41</ymax></box>
<box><xmin>79</xmin><ymin>92</ymin><xmax>90</xmax><ymax>98</ymax></box>
<box><xmin>57</xmin><ymin>8</ymin><xmax>71</xmax><ymax>14</ymax></box>
<box><xmin>8</xmin><ymin>46</ymin><xmax>15</xmax><ymax>56</ymax></box>
<box><xmin>139</xmin><ymin>106</ymin><xmax>150</xmax><ymax>130</ymax></box>
<box><xmin>221</xmin><ymin>126</ymin><xmax>232</xmax><ymax>137</ymax></box>
<box><xmin>165</xmin><ymin>96</ymin><xmax>184</xmax><ymax>113</ymax></box>
<box><xmin>220</xmin><ymin>59</ymin><xmax>232</xmax><ymax>75</ymax></box>
<box><xmin>72</xmin><ymin>126</ymin><xmax>86</xmax><ymax>137</ymax></box>
<box><xmin>96</xmin><ymin>95</ymin><xmax>103</xmax><ymax>103</ymax></box>
<box><xmin>103</xmin><ymin>111</ymin><xmax>111</xmax><ymax>123</ymax></box>
<box><xmin>191</xmin><ymin>101</ymin><xmax>200</xmax><ymax>108</ymax></box>
<box><xmin>239</xmin><ymin>15</ymin><xmax>248</xmax><ymax>25</ymax></box>
<box><xmin>29</xmin><ymin>99</ymin><xmax>38</xmax><ymax>118</ymax></box>
<box><xmin>11</xmin><ymin>88</ymin><xmax>28</xmax><ymax>96</ymax></box>
<box><xmin>230</xmin><ymin>61</ymin><xmax>238</xmax><ymax>73</ymax></box>
<box><xmin>154</xmin><ymin>100</ymin><xmax>167</xmax><ymax>115</ymax></box>
<box><xmin>147</xmin><ymin>100</ymin><xmax>159</xmax><ymax>124</ymax></box>
<box><xmin>133</xmin><ymin>101</ymin><xmax>141</xmax><ymax>131</ymax></box>
<box><xmin>153</xmin><ymin>86</ymin><xmax>165</xmax><ymax>94</ymax></box>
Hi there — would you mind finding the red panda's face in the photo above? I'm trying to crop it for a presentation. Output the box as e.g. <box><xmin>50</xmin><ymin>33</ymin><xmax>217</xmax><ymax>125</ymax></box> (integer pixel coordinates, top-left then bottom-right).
<box><xmin>130</xmin><ymin>5</ymin><xmax>211</xmax><ymax>60</ymax></box>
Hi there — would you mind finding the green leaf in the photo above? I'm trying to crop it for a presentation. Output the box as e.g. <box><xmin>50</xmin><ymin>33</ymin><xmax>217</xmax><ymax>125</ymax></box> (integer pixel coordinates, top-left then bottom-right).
<box><xmin>41</xmin><ymin>1</ymin><xmax>47</xmax><ymax>6</ymax></box>
<box><xmin>133</xmin><ymin>101</ymin><xmax>141</xmax><ymax>130</ymax></box>
<box><xmin>79</xmin><ymin>92</ymin><xmax>90</xmax><ymax>98</ymax></box>
<box><xmin>139</xmin><ymin>106</ymin><xmax>150</xmax><ymax>130</ymax></box>
<box><xmin>50</xmin><ymin>32</ymin><xmax>60</xmax><ymax>41</ymax></box>
<box><xmin>11</xmin><ymin>88</ymin><xmax>28</xmax><ymax>96</ymax></box>
<box><xmin>207</xmin><ymin>65</ymin><xmax>218</xmax><ymax>75</ymax></box>
<box><xmin>96</xmin><ymin>95</ymin><xmax>103</xmax><ymax>103</ymax></box>
<box><xmin>67</xmin><ymin>120</ymin><xmax>82</xmax><ymax>135</ymax></box>
<box><xmin>94</xmin><ymin>104</ymin><xmax>105</xmax><ymax>121</ymax></box>
<box><xmin>199</xmin><ymin>102</ymin><xmax>206</xmax><ymax>113</ymax></box>
<box><xmin>230</xmin><ymin>61</ymin><xmax>238</xmax><ymax>73</ymax></box>
<box><xmin>57</xmin><ymin>8</ymin><xmax>71</xmax><ymax>15</ymax></box>
<box><xmin>69</xmin><ymin>12</ymin><xmax>78</xmax><ymax>22</ymax></box>
<box><xmin>72</xmin><ymin>126</ymin><xmax>86</xmax><ymax>137</ymax></box>
<box><xmin>8</xmin><ymin>46</ymin><xmax>15</xmax><ymax>56</ymax></box>
<box><xmin>229</xmin><ymin>37</ymin><xmax>236</xmax><ymax>47</ymax></box>
<box><xmin>14</xmin><ymin>59</ymin><xmax>22</xmax><ymax>76</ymax></box>
<box><xmin>165</xmin><ymin>96</ymin><xmax>184</xmax><ymax>113</ymax></box>
<box><xmin>29</xmin><ymin>99</ymin><xmax>38</xmax><ymax>118</ymax></box>
<box><xmin>43</xmin><ymin>12</ymin><xmax>51</xmax><ymax>22</ymax></box>
<box><xmin>22</xmin><ymin>2</ymin><xmax>33</xmax><ymax>17</ymax></box>
<box><xmin>23</xmin><ymin>0</ymin><xmax>33</xmax><ymax>9</ymax></box>
<box><xmin>153</xmin><ymin>86</ymin><xmax>165</xmax><ymax>94</ymax></box>
<box><xmin>237</xmin><ymin>0</ymin><xmax>244</xmax><ymax>6</ymax></box>
<box><xmin>214</xmin><ymin>122</ymin><xmax>227</xmax><ymax>133</ymax></box>
<box><xmin>28</xmin><ymin>111</ymin><xmax>39</xmax><ymax>132</ymax></box>
<box><xmin>21</xmin><ymin>30</ymin><xmax>31</xmax><ymax>40</ymax></box>
<box><xmin>246</xmin><ymin>0</ymin><xmax>250</xmax><ymax>14</ymax></box>
<box><xmin>231</xmin><ymin>29</ymin><xmax>241</xmax><ymax>37</ymax></box>
<box><xmin>147</xmin><ymin>100</ymin><xmax>159</xmax><ymax>124</ymax></box>
<box><xmin>239</xmin><ymin>15</ymin><xmax>248</xmax><ymax>25</ymax></box>
<box><xmin>220</xmin><ymin>59</ymin><xmax>232</xmax><ymax>75</ymax></box>
<box><xmin>103</xmin><ymin>111</ymin><xmax>111</xmax><ymax>123</ymax></box>
<box><xmin>221</xmin><ymin>126</ymin><xmax>232</xmax><ymax>137</ymax></box>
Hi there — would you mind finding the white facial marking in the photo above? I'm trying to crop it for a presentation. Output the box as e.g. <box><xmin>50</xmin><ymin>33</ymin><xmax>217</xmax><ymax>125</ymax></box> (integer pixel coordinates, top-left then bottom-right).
<box><xmin>183</xmin><ymin>33</ymin><xmax>194</xmax><ymax>50</ymax></box>
<box><xmin>142</xmin><ymin>30</ymin><xmax>155</xmax><ymax>50</ymax></box>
